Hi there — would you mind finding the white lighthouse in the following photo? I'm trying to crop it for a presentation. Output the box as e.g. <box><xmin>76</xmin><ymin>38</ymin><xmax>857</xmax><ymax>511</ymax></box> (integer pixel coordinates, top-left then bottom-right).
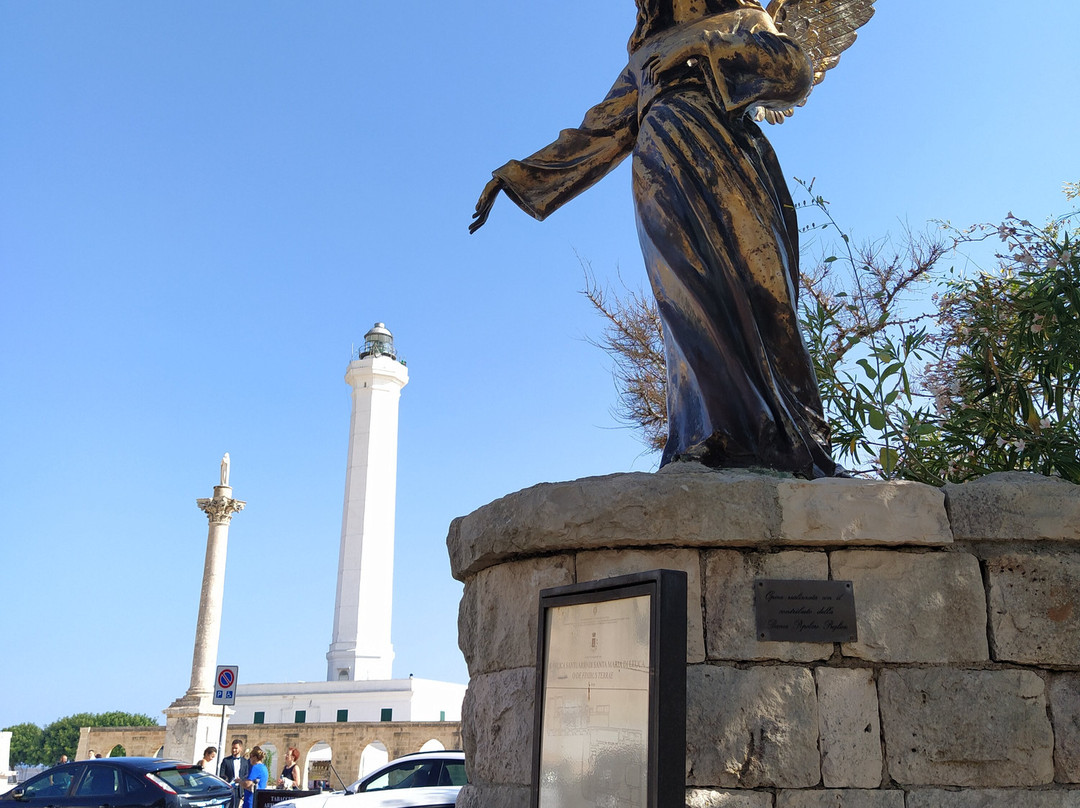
<box><xmin>326</xmin><ymin>323</ymin><xmax>409</xmax><ymax>681</ymax></box>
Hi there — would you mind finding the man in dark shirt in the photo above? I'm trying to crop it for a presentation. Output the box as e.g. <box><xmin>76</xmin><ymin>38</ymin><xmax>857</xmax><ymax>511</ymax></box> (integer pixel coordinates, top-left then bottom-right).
<box><xmin>218</xmin><ymin>739</ymin><xmax>251</xmax><ymax>783</ymax></box>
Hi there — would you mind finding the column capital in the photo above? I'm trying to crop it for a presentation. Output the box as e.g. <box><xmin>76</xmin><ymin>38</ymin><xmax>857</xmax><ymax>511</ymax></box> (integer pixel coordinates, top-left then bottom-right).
<box><xmin>196</xmin><ymin>487</ymin><xmax>246</xmax><ymax>525</ymax></box>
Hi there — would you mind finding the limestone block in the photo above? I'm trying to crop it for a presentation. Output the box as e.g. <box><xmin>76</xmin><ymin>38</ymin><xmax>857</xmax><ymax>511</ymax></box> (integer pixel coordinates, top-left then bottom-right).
<box><xmin>686</xmin><ymin>788</ymin><xmax>772</xmax><ymax>808</ymax></box>
<box><xmin>1052</xmin><ymin>673</ymin><xmax>1080</xmax><ymax>783</ymax></box>
<box><xmin>815</xmin><ymin>668</ymin><xmax>882</xmax><ymax>788</ymax></box>
<box><xmin>986</xmin><ymin>551</ymin><xmax>1080</xmax><ymax>665</ymax></box>
<box><xmin>460</xmin><ymin>667</ymin><xmax>535</xmax><ymax>786</ymax></box>
<box><xmin>776</xmin><ymin>791</ymin><xmax>904</xmax><ymax>808</ymax></box>
<box><xmin>878</xmin><ymin>668</ymin><xmax>1054</xmax><ymax>786</ymax></box>
<box><xmin>831</xmin><ymin>550</ymin><xmax>988</xmax><ymax>663</ymax></box>
<box><xmin>447</xmin><ymin>469</ymin><xmax>785</xmax><ymax>579</ymax></box>
<box><xmin>687</xmin><ymin>664</ymin><xmax>820</xmax><ymax>788</ymax></box>
<box><xmin>458</xmin><ymin>556</ymin><xmax>574</xmax><ymax>676</ymax></box>
<box><xmin>455</xmin><ymin>783</ymin><xmax>531</xmax><ymax>808</ymax></box>
<box><xmin>704</xmin><ymin>550</ymin><xmax>831</xmax><ymax>662</ymax></box>
<box><xmin>577</xmin><ymin>548</ymin><xmax>705</xmax><ymax>663</ymax></box>
<box><xmin>944</xmin><ymin>471</ymin><xmax>1080</xmax><ymax>541</ymax></box>
<box><xmin>906</xmin><ymin>789</ymin><xmax>1080</xmax><ymax>807</ymax></box>
<box><xmin>778</xmin><ymin>477</ymin><xmax>951</xmax><ymax>545</ymax></box>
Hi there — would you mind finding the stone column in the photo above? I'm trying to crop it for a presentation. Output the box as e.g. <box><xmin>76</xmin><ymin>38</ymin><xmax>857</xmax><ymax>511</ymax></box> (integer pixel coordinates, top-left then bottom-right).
<box><xmin>164</xmin><ymin>459</ymin><xmax>245</xmax><ymax>763</ymax></box>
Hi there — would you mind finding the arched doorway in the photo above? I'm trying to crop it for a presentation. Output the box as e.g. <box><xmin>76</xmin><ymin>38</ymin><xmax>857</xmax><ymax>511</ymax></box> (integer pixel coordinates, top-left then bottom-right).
<box><xmin>306</xmin><ymin>742</ymin><xmax>333</xmax><ymax>791</ymax></box>
<box><xmin>358</xmin><ymin>742</ymin><xmax>388</xmax><ymax>780</ymax></box>
<box><xmin>259</xmin><ymin>743</ymin><xmax>279</xmax><ymax>786</ymax></box>
<box><xmin>418</xmin><ymin>739</ymin><xmax>444</xmax><ymax>752</ymax></box>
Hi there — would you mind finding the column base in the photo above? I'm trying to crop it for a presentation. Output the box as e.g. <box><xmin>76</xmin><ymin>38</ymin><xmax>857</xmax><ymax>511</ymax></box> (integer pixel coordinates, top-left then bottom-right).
<box><xmin>164</xmin><ymin>694</ymin><xmax>233</xmax><ymax>764</ymax></box>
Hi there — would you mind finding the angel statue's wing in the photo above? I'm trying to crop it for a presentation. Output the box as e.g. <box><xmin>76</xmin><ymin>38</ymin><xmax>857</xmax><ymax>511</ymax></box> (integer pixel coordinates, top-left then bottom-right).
<box><xmin>749</xmin><ymin>0</ymin><xmax>876</xmax><ymax>124</ymax></box>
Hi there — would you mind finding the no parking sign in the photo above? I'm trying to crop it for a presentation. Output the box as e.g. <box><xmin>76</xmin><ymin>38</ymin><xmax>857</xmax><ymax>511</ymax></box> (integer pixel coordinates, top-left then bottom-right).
<box><xmin>213</xmin><ymin>665</ymin><xmax>238</xmax><ymax>705</ymax></box>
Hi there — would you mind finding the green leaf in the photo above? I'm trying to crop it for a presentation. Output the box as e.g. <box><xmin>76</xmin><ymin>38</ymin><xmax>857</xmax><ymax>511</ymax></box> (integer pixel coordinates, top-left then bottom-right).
<box><xmin>868</xmin><ymin>409</ymin><xmax>887</xmax><ymax>431</ymax></box>
<box><xmin>880</xmin><ymin>362</ymin><xmax>905</xmax><ymax>381</ymax></box>
<box><xmin>879</xmin><ymin>446</ymin><xmax>899</xmax><ymax>475</ymax></box>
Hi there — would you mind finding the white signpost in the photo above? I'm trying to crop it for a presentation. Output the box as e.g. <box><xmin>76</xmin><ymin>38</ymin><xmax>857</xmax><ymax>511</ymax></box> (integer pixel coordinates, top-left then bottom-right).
<box><xmin>214</xmin><ymin>665</ymin><xmax>238</xmax><ymax>768</ymax></box>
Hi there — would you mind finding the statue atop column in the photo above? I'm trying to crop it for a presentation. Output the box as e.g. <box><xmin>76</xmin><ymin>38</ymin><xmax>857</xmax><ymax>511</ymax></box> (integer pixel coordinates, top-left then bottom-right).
<box><xmin>165</xmin><ymin>456</ymin><xmax>245</xmax><ymax>762</ymax></box>
<box><xmin>471</xmin><ymin>0</ymin><xmax>875</xmax><ymax>479</ymax></box>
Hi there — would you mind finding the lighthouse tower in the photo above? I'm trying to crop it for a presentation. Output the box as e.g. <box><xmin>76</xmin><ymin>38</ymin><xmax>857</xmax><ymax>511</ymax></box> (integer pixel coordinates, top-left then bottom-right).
<box><xmin>326</xmin><ymin>323</ymin><xmax>409</xmax><ymax>681</ymax></box>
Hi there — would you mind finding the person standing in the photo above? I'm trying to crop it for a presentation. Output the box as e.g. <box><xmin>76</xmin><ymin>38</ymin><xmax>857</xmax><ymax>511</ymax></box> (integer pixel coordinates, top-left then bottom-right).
<box><xmin>277</xmin><ymin>748</ymin><xmax>300</xmax><ymax>790</ymax></box>
<box><xmin>218</xmin><ymin>739</ymin><xmax>251</xmax><ymax>784</ymax></box>
<box><xmin>197</xmin><ymin>747</ymin><xmax>217</xmax><ymax>771</ymax></box>
<box><xmin>241</xmin><ymin>747</ymin><xmax>268</xmax><ymax>808</ymax></box>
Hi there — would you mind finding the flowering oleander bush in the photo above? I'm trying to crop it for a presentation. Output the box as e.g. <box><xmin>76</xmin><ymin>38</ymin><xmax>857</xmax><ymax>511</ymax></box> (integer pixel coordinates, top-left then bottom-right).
<box><xmin>920</xmin><ymin>205</ymin><xmax>1080</xmax><ymax>482</ymax></box>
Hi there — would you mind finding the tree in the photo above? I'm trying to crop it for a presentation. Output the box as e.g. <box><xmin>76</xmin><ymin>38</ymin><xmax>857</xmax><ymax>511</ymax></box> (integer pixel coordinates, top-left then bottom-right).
<box><xmin>584</xmin><ymin>182</ymin><xmax>1080</xmax><ymax>482</ymax></box>
<box><xmin>40</xmin><ymin>712</ymin><xmax>158</xmax><ymax>764</ymax></box>
<box><xmin>3</xmin><ymin>723</ymin><xmax>44</xmax><ymax>766</ymax></box>
<box><xmin>581</xmin><ymin>267</ymin><xmax>667</xmax><ymax>452</ymax></box>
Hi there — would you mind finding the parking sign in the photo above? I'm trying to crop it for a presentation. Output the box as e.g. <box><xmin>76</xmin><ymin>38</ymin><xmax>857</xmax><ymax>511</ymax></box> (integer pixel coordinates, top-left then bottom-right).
<box><xmin>213</xmin><ymin>665</ymin><xmax>238</xmax><ymax>705</ymax></box>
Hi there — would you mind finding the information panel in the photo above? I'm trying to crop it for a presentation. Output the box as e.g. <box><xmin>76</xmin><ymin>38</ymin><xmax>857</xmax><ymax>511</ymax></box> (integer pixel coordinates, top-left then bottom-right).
<box><xmin>532</xmin><ymin>570</ymin><xmax>686</xmax><ymax>808</ymax></box>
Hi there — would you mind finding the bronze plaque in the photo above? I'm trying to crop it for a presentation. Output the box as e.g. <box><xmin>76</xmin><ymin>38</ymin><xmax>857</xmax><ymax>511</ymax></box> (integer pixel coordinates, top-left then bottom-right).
<box><xmin>754</xmin><ymin>580</ymin><xmax>857</xmax><ymax>643</ymax></box>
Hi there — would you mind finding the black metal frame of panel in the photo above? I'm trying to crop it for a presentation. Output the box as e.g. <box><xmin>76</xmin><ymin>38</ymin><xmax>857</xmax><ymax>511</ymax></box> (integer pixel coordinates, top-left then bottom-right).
<box><xmin>531</xmin><ymin>569</ymin><xmax>687</xmax><ymax>808</ymax></box>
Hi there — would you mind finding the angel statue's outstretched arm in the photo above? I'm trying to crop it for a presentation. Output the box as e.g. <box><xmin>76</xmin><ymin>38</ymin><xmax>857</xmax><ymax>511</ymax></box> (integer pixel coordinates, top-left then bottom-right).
<box><xmin>468</xmin><ymin>68</ymin><xmax>638</xmax><ymax>233</ymax></box>
<box><xmin>470</xmin><ymin>178</ymin><xmax>504</xmax><ymax>234</ymax></box>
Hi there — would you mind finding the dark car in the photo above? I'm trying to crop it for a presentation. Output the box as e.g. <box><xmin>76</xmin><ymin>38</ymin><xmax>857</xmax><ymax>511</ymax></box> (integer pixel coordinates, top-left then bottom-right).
<box><xmin>0</xmin><ymin>758</ymin><xmax>235</xmax><ymax>808</ymax></box>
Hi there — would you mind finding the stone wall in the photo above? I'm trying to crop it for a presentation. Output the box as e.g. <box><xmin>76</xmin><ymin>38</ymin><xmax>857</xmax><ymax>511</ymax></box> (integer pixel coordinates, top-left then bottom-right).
<box><xmin>447</xmin><ymin>468</ymin><xmax>1080</xmax><ymax>807</ymax></box>
<box><xmin>77</xmin><ymin>720</ymin><xmax>461</xmax><ymax>783</ymax></box>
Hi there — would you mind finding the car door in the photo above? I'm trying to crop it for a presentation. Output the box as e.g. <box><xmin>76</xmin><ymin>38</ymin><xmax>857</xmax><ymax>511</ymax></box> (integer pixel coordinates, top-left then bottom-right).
<box><xmin>6</xmin><ymin>765</ymin><xmax>85</xmax><ymax>808</ymax></box>
<box><xmin>68</xmin><ymin>765</ymin><xmax>132</xmax><ymax>808</ymax></box>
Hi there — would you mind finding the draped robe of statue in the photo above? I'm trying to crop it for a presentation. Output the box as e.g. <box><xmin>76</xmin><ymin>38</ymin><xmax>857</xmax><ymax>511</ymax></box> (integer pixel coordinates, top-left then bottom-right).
<box><xmin>492</xmin><ymin>0</ymin><xmax>839</xmax><ymax>477</ymax></box>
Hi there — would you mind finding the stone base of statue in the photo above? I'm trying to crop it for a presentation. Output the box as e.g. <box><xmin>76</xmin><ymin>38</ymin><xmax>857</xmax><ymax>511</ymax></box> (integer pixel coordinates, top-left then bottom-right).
<box><xmin>446</xmin><ymin>466</ymin><xmax>1080</xmax><ymax>807</ymax></box>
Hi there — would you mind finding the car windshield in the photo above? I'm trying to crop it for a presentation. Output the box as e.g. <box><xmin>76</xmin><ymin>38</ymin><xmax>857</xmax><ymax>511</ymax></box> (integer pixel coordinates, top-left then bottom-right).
<box><xmin>151</xmin><ymin>766</ymin><xmax>227</xmax><ymax>794</ymax></box>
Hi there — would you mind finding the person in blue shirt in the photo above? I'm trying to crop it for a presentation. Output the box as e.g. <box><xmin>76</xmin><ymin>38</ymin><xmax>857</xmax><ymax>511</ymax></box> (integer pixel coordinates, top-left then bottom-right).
<box><xmin>241</xmin><ymin>747</ymin><xmax>268</xmax><ymax>808</ymax></box>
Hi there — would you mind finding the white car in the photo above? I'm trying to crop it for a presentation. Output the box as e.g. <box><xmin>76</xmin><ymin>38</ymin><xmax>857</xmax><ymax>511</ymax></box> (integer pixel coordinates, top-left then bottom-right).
<box><xmin>277</xmin><ymin>752</ymin><xmax>466</xmax><ymax>808</ymax></box>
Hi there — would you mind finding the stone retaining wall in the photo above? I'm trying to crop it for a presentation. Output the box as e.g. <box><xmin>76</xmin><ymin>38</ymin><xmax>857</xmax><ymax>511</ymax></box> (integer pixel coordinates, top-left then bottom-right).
<box><xmin>446</xmin><ymin>469</ymin><xmax>1080</xmax><ymax>807</ymax></box>
<box><xmin>77</xmin><ymin>721</ymin><xmax>461</xmax><ymax>780</ymax></box>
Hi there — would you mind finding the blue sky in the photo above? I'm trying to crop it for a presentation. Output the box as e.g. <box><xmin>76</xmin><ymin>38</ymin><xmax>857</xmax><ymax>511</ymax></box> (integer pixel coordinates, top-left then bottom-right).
<box><xmin>1</xmin><ymin>0</ymin><xmax>1077</xmax><ymax>730</ymax></box>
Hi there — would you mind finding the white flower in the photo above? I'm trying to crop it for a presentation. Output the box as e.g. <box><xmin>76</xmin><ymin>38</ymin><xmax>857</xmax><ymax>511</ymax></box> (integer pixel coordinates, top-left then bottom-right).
<box><xmin>996</xmin><ymin>437</ymin><xmax>1007</xmax><ymax>448</ymax></box>
<box><xmin>1040</xmin><ymin>418</ymin><xmax>1052</xmax><ymax>429</ymax></box>
<box><xmin>1014</xmin><ymin>439</ymin><xmax>1026</xmax><ymax>451</ymax></box>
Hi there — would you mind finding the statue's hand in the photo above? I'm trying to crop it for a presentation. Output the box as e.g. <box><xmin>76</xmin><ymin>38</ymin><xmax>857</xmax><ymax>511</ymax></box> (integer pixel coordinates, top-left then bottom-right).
<box><xmin>470</xmin><ymin>178</ymin><xmax>504</xmax><ymax>234</ymax></box>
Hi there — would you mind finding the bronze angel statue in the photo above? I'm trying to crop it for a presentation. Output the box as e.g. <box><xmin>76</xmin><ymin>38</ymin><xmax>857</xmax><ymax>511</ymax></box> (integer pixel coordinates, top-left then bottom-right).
<box><xmin>471</xmin><ymin>0</ymin><xmax>876</xmax><ymax>478</ymax></box>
